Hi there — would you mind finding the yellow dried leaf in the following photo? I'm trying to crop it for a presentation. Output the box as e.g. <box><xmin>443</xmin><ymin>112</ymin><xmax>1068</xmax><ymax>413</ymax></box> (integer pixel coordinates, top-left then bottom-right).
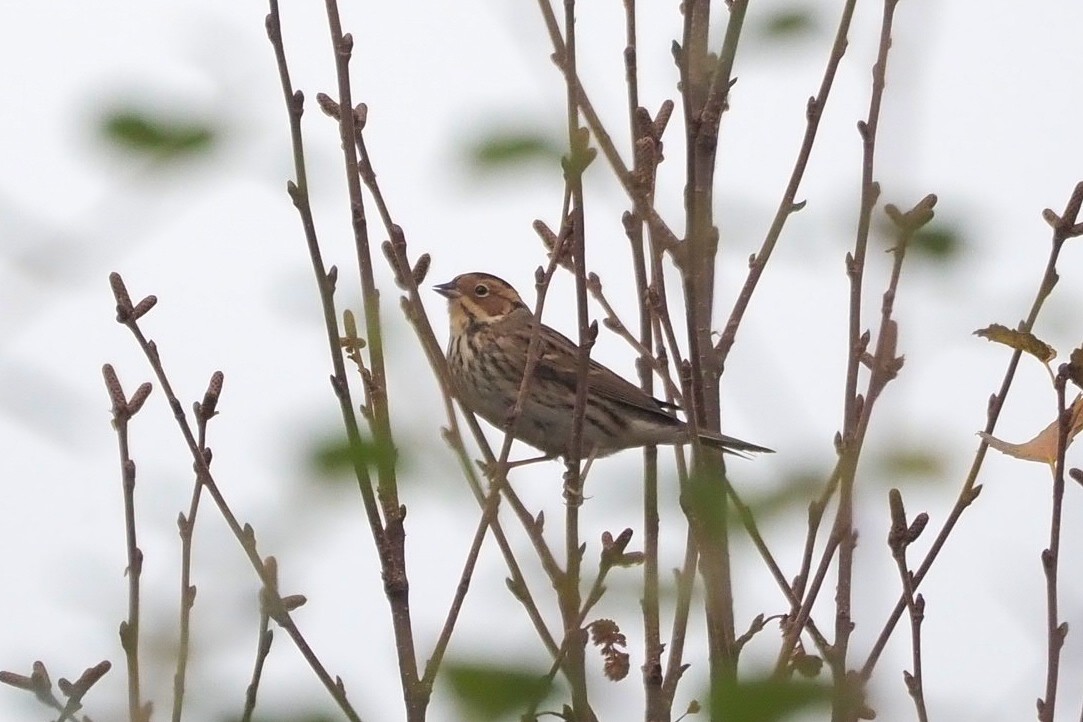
<box><xmin>979</xmin><ymin>395</ymin><xmax>1083</xmax><ymax>464</ymax></box>
<box><xmin>974</xmin><ymin>324</ymin><xmax>1056</xmax><ymax>363</ymax></box>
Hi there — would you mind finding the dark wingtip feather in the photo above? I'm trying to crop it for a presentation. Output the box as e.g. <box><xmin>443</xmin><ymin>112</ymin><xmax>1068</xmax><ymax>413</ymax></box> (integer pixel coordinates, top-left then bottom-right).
<box><xmin>698</xmin><ymin>431</ymin><xmax>774</xmax><ymax>457</ymax></box>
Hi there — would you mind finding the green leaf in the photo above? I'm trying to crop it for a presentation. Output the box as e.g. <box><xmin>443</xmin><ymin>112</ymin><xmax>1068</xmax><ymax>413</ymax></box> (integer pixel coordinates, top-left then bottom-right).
<box><xmin>878</xmin><ymin>447</ymin><xmax>946</xmax><ymax>479</ymax></box>
<box><xmin>682</xmin><ymin>469</ymin><xmax>728</xmax><ymax>541</ymax></box>
<box><xmin>467</xmin><ymin>130</ymin><xmax>563</xmax><ymax>171</ymax></box>
<box><xmin>911</xmin><ymin>224</ymin><xmax>962</xmax><ymax>261</ymax></box>
<box><xmin>759</xmin><ymin>8</ymin><xmax>818</xmax><ymax>40</ymax></box>
<box><xmin>711</xmin><ymin>676</ymin><xmax>831</xmax><ymax>722</ymax></box>
<box><xmin>309</xmin><ymin>434</ymin><xmax>397</xmax><ymax>478</ymax></box>
<box><xmin>728</xmin><ymin>473</ymin><xmax>820</xmax><ymax>524</ymax></box>
<box><xmin>221</xmin><ymin>714</ymin><xmax>335</xmax><ymax>722</ymax></box>
<box><xmin>100</xmin><ymin>108</ymin><xmax>215</xmax><ymax>159</ymax></box>
<box><xmin>446</xmin><ymin>662</ymin><xmax>553</xmax><ymax>721</ymax></box>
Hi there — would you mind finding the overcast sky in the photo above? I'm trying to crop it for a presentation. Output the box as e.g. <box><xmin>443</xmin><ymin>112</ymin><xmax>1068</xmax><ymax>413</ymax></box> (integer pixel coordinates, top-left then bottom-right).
<box><xmin>2</xmin><ymin>1</ymin><xmax>1083</xmax><ymax>720</ymax></box>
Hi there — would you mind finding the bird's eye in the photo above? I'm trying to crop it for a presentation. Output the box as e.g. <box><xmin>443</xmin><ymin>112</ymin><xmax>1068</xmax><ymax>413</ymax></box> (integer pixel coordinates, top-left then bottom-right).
<box><xmin>474</xmin><ymin>284</ymin><xmax>489</xmax><ymax>297</ymax></box>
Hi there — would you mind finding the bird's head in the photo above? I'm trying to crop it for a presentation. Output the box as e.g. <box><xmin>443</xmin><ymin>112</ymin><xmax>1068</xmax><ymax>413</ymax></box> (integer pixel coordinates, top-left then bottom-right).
<box><xmin>434</xmin><ymin>272</ymin><xmax>528</xmax><ymax>333</ymax></box>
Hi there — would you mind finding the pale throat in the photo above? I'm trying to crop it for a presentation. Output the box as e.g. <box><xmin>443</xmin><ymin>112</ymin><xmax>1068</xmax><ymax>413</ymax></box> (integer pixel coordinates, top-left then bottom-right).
<box><xmin>449</xmin><ymin>302</ymin><xmax>498</xmax><ymax>335</ymax></box>
<box><xmin>448</xmin><ymin>305</ymin><xmax>472</xmax><ymax>336</ymax></box>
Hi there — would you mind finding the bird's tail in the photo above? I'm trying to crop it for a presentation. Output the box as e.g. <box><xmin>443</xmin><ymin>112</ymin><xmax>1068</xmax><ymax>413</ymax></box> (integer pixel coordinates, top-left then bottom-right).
<box><xmin>697</xmin><ymin>430</ymin><xmax>774</xmax><ymax>457</ymax></box>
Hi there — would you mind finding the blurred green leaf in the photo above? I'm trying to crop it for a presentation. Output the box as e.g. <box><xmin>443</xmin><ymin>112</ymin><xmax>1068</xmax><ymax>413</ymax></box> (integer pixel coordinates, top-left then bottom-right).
<box><xmin>223</xmin><ymin>713</ymin><xmax>335</xmax><ymax>722</ymax></box>
<box><xmin>446</xmin><ymin>662</ymin><xmax>553</xmax><ymax>721</ymax></box>
<box><xmin>758</xmin><ymin>8</ymin><xmax>818</xmax><ymax>40</ymax></box>
<box><xmin>682</xmin><ymin>469</ymin><xmax>728</xmax><ymax>540</ymax></box>
<box><xmin>467</xmin><ymin>129</ymin><xmax>563</xmax><ymax>171</ymax></box>
<box><xmin>100</xmin><ymin>108</ymin><xmax>215</xmax><ymax>159</ymax></box>
<box><xmin>223</xmin><ymin>714</ymin><xmax>333</xmax><ymax>718</ymax></box>
<box><xmin>309</xmin><ymin>434</ymin><xmax>398</xmax><ymax>479</ymax></box>
<box><xmin>686</xmin><ymin>469</ymin><xmax>822</xmax><ymax>538</ymax></box>
<box><xmin>911</xmin><ymin>224</ymin><xmax>961</xmax><ymax>261</ymax></box>
<box><xmin>729</xmin><ymin>473</ymin><xmax>820</xmax><ymax>524</ymax></box>
<box><xmin>875</xmin><ymin>218</ymin><xmax>964</xmax><ymax>265</ymax></box>
<box><xmin>877</xmin><ymin>446</ymin><xmax>947</xmax><ymax>479</ymax></box>
<box><xmin>711</xmin><ymin>675</ymin><xmax>830</xmax><ymax>722</ymax></box>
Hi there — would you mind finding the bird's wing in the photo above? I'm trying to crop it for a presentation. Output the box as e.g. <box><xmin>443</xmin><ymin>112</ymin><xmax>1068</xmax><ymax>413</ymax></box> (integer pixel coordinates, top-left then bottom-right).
<box><xmin>532</xmin><ymin>322</ymin><xmax>675</xmax><ymax>418</ymax></box>
<box><xmin>511</xmin><ymin>318</ymin><xmax>771</xmax><ymax>455</ymax></box>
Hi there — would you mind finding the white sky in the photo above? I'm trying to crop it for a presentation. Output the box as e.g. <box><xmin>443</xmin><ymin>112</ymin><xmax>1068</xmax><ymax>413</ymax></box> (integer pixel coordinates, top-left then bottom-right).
<box><xmin>2</xmin><ymin>1</ymin><xmax>1083</xmax><ymax>720</ymax></box>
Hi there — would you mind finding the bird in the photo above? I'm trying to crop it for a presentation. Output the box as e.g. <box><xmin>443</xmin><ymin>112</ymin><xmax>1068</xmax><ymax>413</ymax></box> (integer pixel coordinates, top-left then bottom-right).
<box><xmin>433</xmin><ymin>271</ymin><xmax>772</xmax><ymax>460</ymax></box>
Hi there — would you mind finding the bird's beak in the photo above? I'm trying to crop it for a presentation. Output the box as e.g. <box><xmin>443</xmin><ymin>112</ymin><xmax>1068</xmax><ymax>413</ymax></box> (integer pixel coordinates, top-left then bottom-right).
<box><xmin>433</xmin><ymin>281</ymin><xmax>460</xmax><ymax>299</ymax></box>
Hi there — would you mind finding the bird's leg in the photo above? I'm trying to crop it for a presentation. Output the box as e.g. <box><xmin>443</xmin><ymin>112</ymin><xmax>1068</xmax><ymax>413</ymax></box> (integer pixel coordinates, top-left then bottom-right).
<box><xmin>562</xmin><ymin>447</ymin><xmax>600</xmax><ymax>506</ymax></box>
<box><xmin>579</xmin><ymin>447</ymin><xmax>600</xmax><ymax>486</ymax></box>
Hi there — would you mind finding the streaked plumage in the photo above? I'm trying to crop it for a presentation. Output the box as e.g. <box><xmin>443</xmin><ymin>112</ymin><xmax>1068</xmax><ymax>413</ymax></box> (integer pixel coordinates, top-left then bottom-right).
<box><xmin>434</xmin><ymin>272</ymin><xmax>771</xmax><ymax>459</ymax></box>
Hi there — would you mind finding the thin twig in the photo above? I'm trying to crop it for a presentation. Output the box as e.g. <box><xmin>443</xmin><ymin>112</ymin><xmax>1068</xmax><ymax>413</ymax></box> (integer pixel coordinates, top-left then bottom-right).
<box><xmin>109</xmin><ymin>274</ymin><xmax>364</xmax><ymax>722</ymax></box>
<box><xmin>322</xmin><ymin>0</ymin><xmax>401</xmax><ymax>519</ymax></box>
<box><xmin>775</xmin><ymin>195</ymin><xmax>929</xmax><ymax>679</ymax></box>
<box><xmin>264</xmin><ymin>2</ymin><xmax>385</xmax><ymax>543</ymax></box>
<box><xmin>319</xmin><ymin>7</ymin><xmax>424</xmax><ymax>716</ymax></box>
<box><xmin>660</xmin><ymin>348</ymin><xmax>697</xmax><ymax>708</ymax></box>
<box><xmin>1038</xmin><ymin>369</ymin><xmax>1072</xmax><ymax>722</ymax></box>
<box><xmin>679</xmin><ymin>0</ymin><xmax>750</xmax><ymax>704</ymax></box>
<box><xmin>388</xmin><ymin>224</ymin><xmax>565</xmax><ymax>587</ymax></box>
<box><xmin>171</xmin><ymin>371</ymin><xmax>221</xmax><ymax>722</ymax></box>
<box><xmin>441</xmin><ymin>220</ymin><xmax>598</xmax><ymax>716</ymax></box>
<box><xmin>616</xmin><ymin>2</ymin><xmax>669</xmax><ymax>710</ymax></box>
<box><xmin>558</xmin><ymin>0</ymin><xmax>594</xmax><ymax>718</ymax></box>
<box><xmin>861</xmin><ymin>180</ymin><xmax>1083</xmax><ymax>679</ymax></box>
<box><xmin>534</xmin><ymin>0</ymin><xmax>681</xmax><ymax>260</ymax></box>
<box><xmin>725</xmin><ymin>484</ymin><xmax>830</xmax><ymax>656</ymax></box>
<box><xmin>523</xmin><ymin>530</ymin><xmax>638</xmax><ymax>719</ymax></box>
<box><xmin>421</xmin><ymin>469</ymin><xmax>560</xmax><ymax>693</ymax></box>
<box><xmin>240</xmin><ymin>613</ymin><xmax>273</xmax><ymax>722</ymax></box>
<box><xmin>358</xmin><ymin>188</ymin><xmax>564</xmax><ymax>678</ymax></box>
<box><xmin>661</xmin><ymin>526</ymin><xmax>698</xmax><ymax>702</ymax></box>
<box><xmin>500</xmin><ymin>252</ymin><xmax>598</xmax><ymax>720</ymax></box>
<box><xmin>313</xmin><ymin>68</ymin><xmax>559</xmax><ymax>715</ymax></box>
<box><xmin>716</xmin><ymin>0</ymin><xmax>859</xmax><ymax>363</ymax></box>
<box><xmin>390</xmin><ymin>219</ymin><xmax>573</xmax><ymax>655</ymax></box>
<box><xmin>888</xmin><ymin>490</ymin><xmax>929</xmax><ymax>722</ymax></box>
<box><xmin>587</xmin><ymin>273</ymin><xmax>684</xmax><ymax>406</ymax></box>
<box><xmin>102</xmin><ymin>365</ymin><xmax>146</xmax><ymax>722</ymax></box>
<box><xmin>792</xmin><ymin>467</ymin><xmax>841</xmax><ymax>604</ymax></box>
<box><xmin>267</xmin><ymin>2</ymin><xmax>423</xmax><ymax>716</ymax></box>
<box><xmin>411</xmin><ymin>329</ymin><xmax>562</xmax><ymax>682</ymax></box>
<box><xmin>0</xmin><ymin>660</ymin><xmax>111</xmax><ymax>722</ymax></box>
<box><xmin>824</xmin><ymin>2</ymin><xmax>901</xmax><ymax>716</ymax></box>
